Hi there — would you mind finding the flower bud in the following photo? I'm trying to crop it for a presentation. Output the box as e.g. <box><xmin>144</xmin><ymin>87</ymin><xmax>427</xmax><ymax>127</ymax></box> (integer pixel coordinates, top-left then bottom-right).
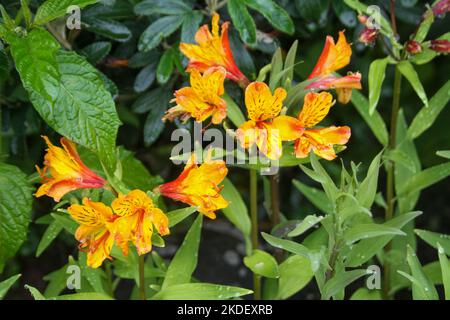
<box><xmin>405</xmin><ymin>40</ymin><xmax>422</xmax><ymax>54</ymax></box>
<box><xmin>358</xmin><ymin>28</ymin><xmax>379</xmax><ymax>45</ymax></box>
<box><xmin>432</xmin><ymin>0</ymin><xmax>450</xmax><ymax>17</ymax></box>
<box><xmin>430</xmin><ymin>39</ymin><xmax>450</xmax><ymax>53</ymax></box>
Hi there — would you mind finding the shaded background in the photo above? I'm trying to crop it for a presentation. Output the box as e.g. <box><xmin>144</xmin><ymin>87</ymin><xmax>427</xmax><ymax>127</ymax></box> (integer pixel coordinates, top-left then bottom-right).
<box><xmin>0</xmin><ymin>0</ymin><xmax>449</xmax><ymax>299</ymax></box>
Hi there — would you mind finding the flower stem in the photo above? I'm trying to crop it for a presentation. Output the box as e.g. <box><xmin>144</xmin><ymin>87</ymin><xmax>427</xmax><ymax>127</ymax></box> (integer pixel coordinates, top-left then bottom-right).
<box><xmin>269</xmin><ymin>173</ymin><xmax>283</xmax><ymax>262</ymax></box>
<box><xmin>383</xmin><ymin>65</ymin><xmax>402</xmax><ymax>300</ymax></box>
<box><xmin>138</xmin><ymin>255</ymin><xmax>146</xmax><ymax>300</ymax></box>
<box><xmin>250</xmin><ymin>169</ymin><xmax>261</xmax><ymax>300</ymax></box>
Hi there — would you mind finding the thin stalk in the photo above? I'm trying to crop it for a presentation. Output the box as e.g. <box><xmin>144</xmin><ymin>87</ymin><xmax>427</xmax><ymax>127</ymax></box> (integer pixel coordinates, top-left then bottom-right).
<box><xmin>269</xmin><ymin>173</ymin><xmax>283</xmax><ymax>263</ymax></box>
<box><xmin>138</xmin><ymin>255</ymin><xmax>146</xmax><ymax>300</ymax></box>
<box><xmin>383</xmin><ymin>65</ymin><xmax>402</xmax><ymax>300</ymax></box>
<box><xmin>250</xmin><ymin>169</ymin><xmax>261</xmax><ymax>300</ymax></box>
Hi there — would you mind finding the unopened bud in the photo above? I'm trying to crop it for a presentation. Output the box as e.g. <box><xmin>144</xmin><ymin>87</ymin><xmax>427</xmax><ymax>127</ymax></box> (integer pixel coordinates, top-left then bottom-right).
<box><xmin>358</xmin><ymin>28</ymin><xmax>379</xmax><ymax>45</ymax></box>
<box><xmin>405</xmin><ymin>40</ymin><xmax>422</xmax><ymax>54</ymax></box>
<box><xmin>432</xmin><ymin>0</ymin><xmax>450</xmax><ymax>17</ymax></box>
<box><xmin>430</xmin><ymin>39</ymin><xmax>450</xmax><ymax>53</ymax></box>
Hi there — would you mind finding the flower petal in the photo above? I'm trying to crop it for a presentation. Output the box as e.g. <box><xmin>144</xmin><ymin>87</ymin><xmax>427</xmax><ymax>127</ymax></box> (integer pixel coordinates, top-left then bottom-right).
<box><xmin>298</xmin><ymin>92</ymin><xmax>335</xmax><ymax>128</ymax></box>
<box><xmin>245</xmin><ymin>82</ymin><xmax>286</xmax><ymax>121</ymax></box>
<box><xmin>272</xmin><ymin>115</ymin><xmax>304</xmax><ymax>141</ymax></box>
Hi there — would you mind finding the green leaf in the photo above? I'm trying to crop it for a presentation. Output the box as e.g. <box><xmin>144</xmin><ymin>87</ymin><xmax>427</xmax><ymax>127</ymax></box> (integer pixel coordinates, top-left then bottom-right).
<box><xmin>134</xmin><ymin>62</ymin><xmax>157</xmax><ymax>93</ymax></box>
<box><xmin>138</xmin><ymin>16</ymin><xmax>184</xmax><ymax>52</ymax></box>
<box><xmin>244</xmin><ymin>0</ymin><xmax>294</xmax><ymax>35</ymax></box>
<box><xmin>54</xmin><ymin>292</ymin><xmax>113</xmax><ymax>300</ymax></box>
<box><xmin>322</xmin><ymin>269</ymin><xmax>367</xmax><ymax>300</ymax></box>
<box><xmin>407</xmin><ymin>80</ymin><xmax>450</xmax><ymax>140</ymax></box>
<box><xmin>167</xmin><ymin>207</ymin><xmax>197</xmax><ymax>228</ymax></box>
<box><xmin>228</xmin><ymin>0</ymin><xmax>257</xmax><ymax>45</ymax></box>
<box><xmin>152</xmin><ymin>283</ymin><xmax>252</xmax><ymax>300</ymax></box>
<box><xmin>25</xmin><ymin>285</ymin><xmax>46</xmax><ymax>300</ymax></box>
<box><xmin>223</xmin><ymin>94</ymin><xmax>246</xmax><ymax>127</ymax></box>
<box><xmin>415</xmin><ymin>229</ymin><xmax>450</xmax><ymax>256</ymax></box>
<box><xmin>51</xmin><ymin>213</ymin><xmax>78</xmax><ymax>234</ymax></box>
<box><xmin>162</xmin><ymin>215</ymin><xmax>203</xmax><ymax>289</ymax></box>
<box><xmin>36</xmin><ymin>220</ymin><xmax>64</xmax><ymax>257</ymax></box>
<box><xmin>244</xmin><ymin>250</ymin><xmax>279</xmax><ymax>278</ymax></box>
<box><xmin>34</xmin><ymin>0</ymin><xmax>99</xmax><ymax>25</ymax></box>
<box><xmin>143</xmin><ymin>88</ymin><xmax>171</xmax><ymax>146</ymax></box>
<box><xmin>84</xmin><ymin>18</ymin><xmax>132</xmax><ymax>42</ymax></box>
<box><xmin>385</xmin><ymin>149</ymin><xmax>417</xmax><ymax>173</ymax></box>
<box><xmin>332</xmin><ymin>1</ymin><xmax>357</xmax><ymax>27</ymax></box>
<box><xmin>221</xmin><ymin>178</ymin><xmax>251</xmax><ymax>237</ymax></box>
<box><xmin>293</xmin><ymin>180</ymin><xmax>333</xmax><ymax>215</ymax></box>
<box><xmin>368</xmin><ymin>57</ymin><xmax>389</xmax><ymax>115</ymax></box>
<box><xmin>156</xmin><ymin>49</ymin><xmax>174</xmax><ymax>85</ymax></box>
<box><xmin>288</xmin><ymin>215</ymin><xmax>324</xmax><ymax>237</ymax></box>
<box><xmin>134</xmin><ymin>0</ymin><xmax>191</xmax><ymax>15</ymax></box>
<box><xmin>414</xmin><ymin>9</ymin><xmax>434</xmax><ymax>43</ymax></box>
<box><xmin>349</xmin><ymin>287</ymin><xmax>381</xmax><ymax>300</ymax></box>
<box><xmin>405</xmin><ymin>245</ymin><xmax>438</xmax><ymax>300</ymax></box>
<box><xmin>344</xmin><ymin>223</ymin><xmax>405</xmax><ymax>245</ymax></box>
<box><xmin>43</xmin><ymin>263</ymin><xmax>70</xmax><ymax>298</ymax></box>
<box><xmin>277</xmin><ymin>255</ymin><xmax>313</xmax><ymax>300</ymax></box>
<box><xmin>181</xmin><ymin>10</ymin><xmax>203</xmax><ymax>43</ymax></box>
<box><xmin>350</xmin><ymin>90</ymin><xmax>389</xmax><ymax>146</ymax></box>
<box><xmin>356</xmin><ymin>151</ymin><xmax>381</xmax><ymax>208</ymax></box>
<box><xmin>437</xmin><ymin>243</ymin><xmax>450</xmax><ymax>300</ymax></box>
<box><xmin>78</xmin><ymin>252</ymin><xmax>108</xmax><ymax>294</ymax></box>
<box><xmin>0</xmin><ymin>163</ymin><xmax>32</xmax><ymax>271</ymax></box>
<box><xmin>20</xmin><ymin>0</ymin><xmax>32</xmax><ymax>28</ymax></box>
<box><xmin>295</xmin><ymin>0</ymin><xmax>330</xmax><ymax>21</ymax></box>
<box><xmin>346</xmin><ymin>211</ymin><xmax>422</xmax><ymax>267</ymax></box>
<box><xmin>399</xmin><ymin>162</ymin><xmax>450</xmax><ymax>196</ymax></box>
<box><xmin>437</xmin><ymin>150</ymin><xmax>450</xmax><ymax>159</ymax></box>
<box><xmin>269</xmin><ymin>48</ymin><xmax>283</xmax><ymax>91</ymax></box>
<box><xmin>282</xmin><ymin>40</ymin><xmax>298</xmax><ymax>87</ymax></box>
<box><xmin>0</xmin><ymin>274</ymin><xmax>21</xmax><ymax>299</ymax></box>
<box><xmin>79</xmin><ymin>41</ymin><xmax>112</xmax><ymax>65</ymax></box>
<box><xmin>397</xmin><ymin>61</ymin><xmax>428</xmax><ymax>108</ymax></box>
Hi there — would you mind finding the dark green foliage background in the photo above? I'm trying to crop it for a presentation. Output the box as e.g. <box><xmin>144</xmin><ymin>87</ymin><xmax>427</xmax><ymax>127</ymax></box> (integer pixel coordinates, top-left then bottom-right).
<box><xmin>0</xmin><ymin>0</ymin><xmax>449</xmax><ymax>299</ymax></box>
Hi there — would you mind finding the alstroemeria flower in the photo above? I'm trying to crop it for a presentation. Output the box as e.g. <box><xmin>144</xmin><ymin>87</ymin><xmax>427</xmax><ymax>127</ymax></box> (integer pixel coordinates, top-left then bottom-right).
<box><xmin>293</xmin><ymin>92</ymin><xmax>351</xmax><ymax>160</ymax></box>
<box><xmin>157</xmin><ymin>153</ymin><xmax>228</xmax><ymax>219</ymax></box>
<box><xmin>179</xmin><ymin>13</ymin><xmax>249</xmax><ymax>87</ymax></box>
<box><xmin>163</xmin><ymin>67</ymin><xmax>227</xmax><ymax>124</ymax></box>
<box><xmin>68</xmin><ymin>198</ymin><xmax>116</xmax><ymax>268</ymax></box>
<box><xmin>35</xmin><ymin>136</ymin><xmax>105</xmax><ymax>202</ymax></box>
<box><xmin>112</xmin><ymin>190</ymin><xmax>169</xmax><ymax>256</ymax></box>
<box><xmin>306</xmin><ymin>32</ymin><xmax>362</xmax><ymax>103</ymax></box>
<box><xmin>236</xmin><ymin>82</ymin><xmax>304</xmax><ymax>160</ymax></box>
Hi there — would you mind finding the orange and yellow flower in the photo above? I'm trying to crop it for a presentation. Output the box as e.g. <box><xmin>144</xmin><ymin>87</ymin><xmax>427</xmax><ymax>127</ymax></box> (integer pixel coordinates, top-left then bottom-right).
<box><xmin>68</xmin><ymin>198</ymin><xmax>116</xmax><ymax>268</ymax></box>
<box><xmin>163</xmin><ymin>67</ymin><xmax>227</xmax><ymax>124</ymax></box>
<box><xmin>293</xmin><ymin>92</ymin><xmax>351</xmax><ymax>160</ymax></box>
<box><xmin>158</xmin><ymin>153</ymin><xmax>228</xmax><ymax>219</ymax></box>
<box><xmin>306</xmin><ymin>31</ymin><xmax>362</xmax><ymax>103</ymax></box>
<box><xmin>236</xmin><ymin>82</ymin><xmax>304</xmax><ymax>160</ymax></box>
<box><xmin>112</xmin><ymin>190</ymin><xmax>169</xmax><ymax>256</ymax></box>
<box><xmin>35</xmin><ymin>136</ymin><xmax>105</xmax><ymax>202</ymax></box>
<box><xmin>179</xmin><ymin>13</ymin><xmax>249</xmax><ymax>87</ymax></box>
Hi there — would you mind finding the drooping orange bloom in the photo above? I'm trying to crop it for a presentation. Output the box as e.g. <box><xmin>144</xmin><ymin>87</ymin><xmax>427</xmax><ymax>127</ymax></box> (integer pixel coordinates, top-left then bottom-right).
<box><xmin>111</xmin><ymin>190</ymin><xmax>169</xmax><ymax>256</ymax></box>
<box><xmin>163</xmin><ymin>67</ymin><xmax>227</xmax><ymax>124</ymax></box>
<box><xmin>236</xmin><ymin>82</ymin><xmax>304</xmax><ymax>160</ymax></box>
<box><xmin>306</xmin><ymin>32</ymin><xmax>362</xmax><ymax>102</ymax></box>
<box><xmin>35</xmin><ymin>136</ymin><xmax>105</xmax><ymax>202</ymax></box>
<box><xmin>293</xmin><ymin>92</ymin><xmax>351</xmax><ymax>160</ymax></box>
<box><xmin>68</xmin><ymin>198</ymin><xmax>116</xmax><ymax>268</ymax></box>
<box><xmin>157</xmin><ymin>153</ymin><xmax>229</xmax><ymax>219</ymax></box>
<box><xmin>179</xmin><ymin>13</ymin><xmax>249</xmax><ymax>87</ymax></box>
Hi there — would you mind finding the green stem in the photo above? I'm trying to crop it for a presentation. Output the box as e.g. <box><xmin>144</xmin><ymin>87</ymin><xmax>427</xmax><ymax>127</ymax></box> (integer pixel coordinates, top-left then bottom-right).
<box><xmin>250</xmin><ymin>169</ymin><xmax>261</xmax><ymax>300</ymax></box>
<box><xmin>383</xmin><ymin>65</ymin><xmax>402</xmax><ymax>300</ymax></box>
<box><xmin>269</xmin><ymin>174</ymin><xmax>283</xmax><ymax>263</ymax></box>
<box><xmin>138</xmin><ymin>255</ymin><xmax>146</xmax><ymax>300</ymax></box>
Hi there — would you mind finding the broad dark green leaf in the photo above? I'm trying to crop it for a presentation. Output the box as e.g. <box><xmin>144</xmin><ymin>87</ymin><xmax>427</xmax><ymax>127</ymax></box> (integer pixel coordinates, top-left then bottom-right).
<box><xmin>162</xmin><ymin>215</ymin><xmax>203</xmax><ymax>289</ymax></box>
<box><xmin>245</xmin><ymin>0</ymin><xmax>294</xmax><ymax>35</ymax></box>
<box><xmin>152</xmin><ymin>283</ymin><xmax>252</xmax><ymax>300</ymax></box>
<box><xmin>350</xmin><ymin>90</ymin><xmax>389</xmax><ymax>146</ymax></box>
<box><xmin>84</xmin><ymin>18</ymin><xmax>132</xmax><ymax>42</ymax></box>
<box><xmin>244</xmin><ymin>250</ymin><xmax>279</xmax><ymax>278</ymax></box>
<box><xmin>368</xmin><ymin>57</ymin><xmax>389</xmax><ymax>115</ymax></box>
<box><xmin>134</xmin><ymin>63</ymin><xmax>156</xmax><ymax>93</ymax></box>
<box><xmin>228</xmin><ymin>0</ymin><xmax>257</xmax><ymax>45</ymax></box>
<box><xmin>34</xmin><ymin>0</ymin><xmax>99</xmax><ymax>25</ymax></box>
<box><xmin>143</xmin><ymin>88</ymin><xmax>171</xmax><ymax>146</ymax></box>
<box><xmin>79</xmin><ymin>41</ymin><xmax>112</xmax><ymax>65</ymax></box>
<box><xmin>0</xmin><ymin>163</ymin><xmax>32</xmax><ymax>272</ymax></box>
<box><xmin>408</xmin><ymin>80</ymin><xmax>450</xmax><ymax>140</ymax></box>
<box><xmin>156</xmin><ymin>49</ymin><xmax>174</xmax><ymax>85</ymax></box>
<box><xmin>0</xmin><ymin>274</ymin><xmax>21</xmax><ymax>299</ymax></box>
<box><xmin>139</xmin><ymin>16</ymin><xmax>184</xmax><ymax>52</ymax></box>
<box><xmin>134</xmin><ymin>0</ymin><xmax>191</xmax><ymax>15</ymax></box>
<box><xmin>181</xmin><ymin>10</ymin><xmax>203</xmax><ymax>43</ymax></box>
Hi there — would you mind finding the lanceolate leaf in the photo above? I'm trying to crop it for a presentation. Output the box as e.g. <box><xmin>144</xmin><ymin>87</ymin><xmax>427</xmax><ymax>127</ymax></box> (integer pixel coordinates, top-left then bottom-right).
<box><xmin>244</xmin><ymin>0</ymin><xmax>294</xmax><ymax>35</ymax></box>
<box><xmin>397</xmin><ymin>61</ymin><xmax>428</xmax><ymax>108</ymax></box>
<box><xmin>221</xmin><ymin>178</ymin><xmax>251</xmax><ymax>238</ymax></box>
<box><xmin>408</xmin><ymin>80</ymin><xmax>450</xmax><ymax>140</ymax></box>
<box><xmin>399</xmin><ymin>162</ymin><xmax>450</xmax><ymax>196</ymax></box>
<box><xmin>138</xmin><ymin>15</ymin><xmax>184</xmax><ymax>52</ymax></box>
<box><xmin>322</xmin><ymin>269</ymin><xmax>367</xmax><ymax>300</ymax></box>
<box><xmin>36</xmin><ymin>220</ymin><xmax>64</xmax><ymax>257</ymax></box>
<box><xmin>0</xmin><ymin>163</ymin><xmax>32</xmax><ymax>272</ymax></box>
<box><xmin>368</xmin><ymin>57</ymin><xmax>389</xmax><ymax>115</ymax></box>
<box><xmin>162</xmin><ymin>215</ymin><xmax>203</xmax><ymax>289</ymax></box>
<box><xmin>223</xmin><ymin>94</ymin><xmax>246</xmax><ymax>127</ymax></box>
<box><xmin>405</xmin><ymin>245</ymin><xmax>438</xmax><ymax>300</ymax></box>
<box><xmin>437</xmin><ymin>243</ymin><xmax>450</xmax><ymax>300</ymax></box>
<box><xmin>415</xmin><ymin>229</ymin><xmax>450</xmax><ymax>256</ymax></box>
<box><xmin>278</xmin><ymin>255</ymin><xmax>313</xmax><ymax>300</ymax></box>
<box><xmin>343</xmin><ymin>223</ymin><xmax>405</xmax><ymax>245</ymax></box>
<box><xmin>152</xmin><ymin>283</ymin><xmax>252</xmax><ymax>300</ymax></box>
<box><xmin>0</xmin><ymin>274</ymin><xmax>21</xmax><ymax>299</ymax></box>
<box><xmin>293</xmin><ymin>180</ymin><xmax>333</xmax><ymax>215</ymax></box>
<box><xmin>228</xmin><ymin>0</ymin><xmax>257</xmax><ymax>45</ymax></box>
<box><xmin>34</xmin><ymin>0</ymin><xmax>99</xmax><ymax>25</ymax></box>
